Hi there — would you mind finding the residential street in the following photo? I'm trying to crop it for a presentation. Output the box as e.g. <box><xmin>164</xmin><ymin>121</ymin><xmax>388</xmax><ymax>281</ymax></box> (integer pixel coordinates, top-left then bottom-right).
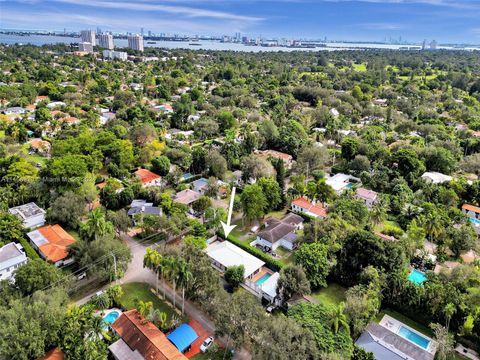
<box><xmin>76</xmin><ymin>232</ymin><xmax>251</xmax><ymax>360</ymax></box>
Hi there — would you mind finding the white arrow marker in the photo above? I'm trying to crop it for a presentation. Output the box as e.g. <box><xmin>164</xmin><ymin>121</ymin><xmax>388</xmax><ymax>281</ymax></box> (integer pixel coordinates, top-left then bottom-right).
<box><xmin>221</xmin><ymin>186</ymin><xmax>237</xmax><ymax>238</ymax></box>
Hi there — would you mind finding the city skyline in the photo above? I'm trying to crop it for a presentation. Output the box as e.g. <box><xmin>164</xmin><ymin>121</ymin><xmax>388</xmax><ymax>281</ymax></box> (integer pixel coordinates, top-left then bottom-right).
<box><xmin>1</xmin><ymin>0</ymin><xmax>480</xmax><ymax>43</ymax></box>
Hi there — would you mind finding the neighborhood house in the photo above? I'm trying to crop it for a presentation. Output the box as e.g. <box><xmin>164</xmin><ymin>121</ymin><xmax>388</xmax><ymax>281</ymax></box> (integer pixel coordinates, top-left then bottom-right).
<box><xmin>0</xmin><ymin>242</ymin><xmax>28</xmax><ymax>281</ymax></box>
<box><xmin>135</xmin><ymin>168</ymin><xmax>163</xmax><ymax>188</ymax></box>
<box><xmin>356</xmin><ymin>188</ymin><xmax>379</xmax><ymax>208</ymax></box>
<box><xmin>27</xmin><ymin>224</ymin><xmax>76</xmax><ymax>267</ymax></box>
<box><xmin>9</xmin><ymin>202</ymin><xmax>46</xmax><ymax>229</ymax></box>
<box><xmin>251</xmin><ymin>213</ymin><xmax>304</xmax><ymax>251</ymax></box>
<box><xmin>290</xmin><ymin>197</ymin><xmax>327</xmax><ymax>218</ymax></box>
<box><xmin>421</xmin><ymin>171</ymin><xmax>453</xmax><ymax>184</ymax></box>
<box><xmin>205</xmin><ymin>240</ymin><xmax>280</xmax><ymax>305</ymax></box>
<box><xmin>326</xmin><ymin>173</ymin><xmax>360</xmax><ymax>193</ymax></box>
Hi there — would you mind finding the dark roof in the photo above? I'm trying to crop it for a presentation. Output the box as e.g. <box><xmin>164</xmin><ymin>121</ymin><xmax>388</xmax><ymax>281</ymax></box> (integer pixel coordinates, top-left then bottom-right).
<box><xmin>257</xmin><ymin>219</ymin><xmax>295</xmax><ymax>244</ymax></box>
<box><xmin>357</xmin><ymin>323</ymin><xmax>434</xmax><ymax>360</ymax></box>
<box><xmin>128</xmin><ymin>206</ymin><xmax>161</xmax><ymax>216</ymax></box>
<box><xmin>281</xmin><ymin>213</ymin><xmax>304</xmax><ymax>226</ymax></box>
<box><xmin>112</xmin><ymin>309</ymin><xmax>187</xmax><ymax>360</ymax></box>
<box><xmin>167</xmin><ymin>324</ymin><xmax>199</xmax><ymax>353</ymax></box>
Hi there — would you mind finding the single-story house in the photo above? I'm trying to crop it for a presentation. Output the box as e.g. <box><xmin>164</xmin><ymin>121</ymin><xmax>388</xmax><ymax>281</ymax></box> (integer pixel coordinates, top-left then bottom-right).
<box><xmin>191</xmin><ymin>178</ymin><xmax>209</xmax><ymax>194</ymax></box>
<box><xmin>35</xmin><ymin>95</ymin><xmax>49</xmax><ymax>104</ymax></box>
<box><xmin>255</xmin><ymin>149</ymin><xmax>294</xmax><ymax>169</ymax></box>
<box><xmin>462</xmin><ymin>204</ymin><xmax>480</xmax><ymax>220</ymax></box>
<box><xmin>291</xmin><ymin>197</ymin><xmax>327</xmax><ymax>218</ymax></box>
<box><xmin>36</xmin><ymin>347</ymin><xmax>65</xmax><ymax>360</ymax></box>
<box><xmin>1</xmin><ymin>106</ymin><xmax>26</xmax><ymax>115</ymax></box>
<box><xmin>356</xmin><ymin>188</ymin><xmax>379</xmax><ymax>208</ymax></box>
<box><xmin>205</xmin><ymin>241</ymin><xmax>280</xmax><ymax>305</ymax></box>
<box><xmin>356</xmin><ymin>315</ymin><xmax>436</xmax><ymax>360</ymax></box>
<box><xmin>46</xmin><ymin>101</ymin><xmax>66</xmax><ymax>109</ymax></box>
<box><xmin>28</xmin><ymin>138</ymin><xmax>51</xmax><ymax>155</ymax></box>
<box><xmin>135</xmin><ymin>169</ymin><xmax>162</xmax><ymax>188</ymax></box>
<box><xmin>172</xmin><ymin>189</ymin><xmax>201</xmax><ymax>208</ymax></box>
<box><xmin>109</xmin><ymin>309</ymin><xmax>187</xmax><ymax>360</ymax></box>
<box><xmin>421</xmin><ymin>171</ymin><xmax>453</xmax><ymax>184</ymax></box>
<box><xmin>27</xmin><ymin>224</ymin><xmax>76</xmax><ymax>267</ymax></box>
<box><xmin>128</xmin><ymin>199</ymin><xmax>161</xmax><ymax>218</ymax></box>
<box><xmin>373</xmin><ymin>98</ymin><xmax>388</xmax><ymax>106</ymax></box>
<box><xmin>167</xmin><ymin>324</ymin><xmax>199</xmax><ymax>353</ymax></box>
<box><xmin>251</xmin><ymin>213</ymin><xmax>303</xmax><ymax>251</ymax></box>
<box><xmin>326</xmin><ymin>173</ymin><xmax>360</xmax><ymax>193</ymax></box>
<box><xmin>0</xmin><ymin>242</ymin><xmax>28</xmax><ymax>282</ymax></box>
<box><xmin>9</xmin><ymin>202</ymin><xmax>46</xmax><ymax>229</ymax></box>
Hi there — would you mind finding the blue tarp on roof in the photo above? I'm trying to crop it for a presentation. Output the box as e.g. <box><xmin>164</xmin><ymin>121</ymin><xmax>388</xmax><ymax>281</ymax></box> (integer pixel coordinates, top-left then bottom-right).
<box><xmin>167</xmin><ymin>324</ymin><xmax>199</xmax><ymax>353</ymax></box>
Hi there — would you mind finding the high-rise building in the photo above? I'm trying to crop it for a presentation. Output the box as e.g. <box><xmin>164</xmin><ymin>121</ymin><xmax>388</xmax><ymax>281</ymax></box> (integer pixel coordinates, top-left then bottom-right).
<box><xmin>103</xmin><ymin>50</ymin><xmax>128</xmax><ymax>61</ymax></box>
<box><xmin>430</xmin><ymin>40</ymin><xmax>437</xmax><ymax>50</ymax></box>
<box><xmin>80</xmin><ymin>30</ymin><xmax>96</xmax><ymax>46</ymax></box>
<box><xmin>128</xmin><ymin>34</ymin><xmax>144</xmax><ymax>52</ymax></box>
<box><xmin>422</xmin><ymin>39</ymin><xmax>427</xmax><ymax>50</ymax></box>
<box><xmin>79</xmin><ymin>42</ymin><xmax>93</xmax><ymax>53</ymax></box>
<box><xmin>99</xmin><ymin>33</ymin><xmax>114</xmax><ymax>50</ymax></box>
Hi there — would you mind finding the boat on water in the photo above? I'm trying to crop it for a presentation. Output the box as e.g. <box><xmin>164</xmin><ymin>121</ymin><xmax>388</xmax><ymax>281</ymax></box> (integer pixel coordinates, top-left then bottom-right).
<box><xmin>146</xmin><ymin>41</ymin><xmax>156</xmax><ymax>44</ymax></box>
<box><xmin>189</xmin><ymin>43</ymin><xmax>201</xmax><ymax>46</ymax></box>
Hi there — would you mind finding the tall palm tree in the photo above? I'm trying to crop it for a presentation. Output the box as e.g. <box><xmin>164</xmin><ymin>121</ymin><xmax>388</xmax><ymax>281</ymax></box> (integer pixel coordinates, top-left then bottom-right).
<box><xmin>85</xmin><ymin>208</ymin><xmax>114</xmax><ymax>241</ymax></box>
<box><xmin>443</xmin><ymin>303</ymin><xmax>456</xmax><ymax>330</ymax></box>
<box><xmin>143</xmin><ymin>248</ymin><xmax>162</xmax><ymax>295</ymax></box>
<box><xmin>328</xmin><ymin>302</ymin><xmax>350</xmax><ymax>334</ymax></box>
<box><xmin>137</xmin><ymin>300</ymin><xmax>153</xmax><ymax>319</ymax></box>
<box><xmin>165</xmin><ymin>257</ymin><xmax>179</xmax><ymax>310</ymax></box>
<box><xmin>430</xmin><ymin>323</ymin><xmax>454</xmax><ymax>360</ymax></box>
<box><xmin>176</xmin><ymin>259</ymin><xmax>193</xmax><ymax>315</ymax></box>
<box><xmin>370</xmin><ymin>196</ymin><xmax>390</xmax><ymax>227</ymax></box>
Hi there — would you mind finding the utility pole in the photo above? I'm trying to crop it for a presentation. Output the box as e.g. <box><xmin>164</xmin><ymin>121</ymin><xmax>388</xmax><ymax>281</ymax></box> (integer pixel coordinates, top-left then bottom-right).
<box><xmin>112</xmin><ymin>253</ymin><xmax>117</xmax><ymax>283</ymax></box>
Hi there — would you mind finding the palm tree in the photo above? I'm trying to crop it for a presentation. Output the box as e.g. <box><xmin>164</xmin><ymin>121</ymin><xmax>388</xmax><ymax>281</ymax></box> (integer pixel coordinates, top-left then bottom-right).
<box><xmin>430</xmin><ymin>323</ymin><xmax>454</xmax><ymax>360</ymax></box>
<box><xmin>176</xmin><ymin>259</ymin><xmax>193</xmax><ymax>315</ymax></box>
<box><xmin>370</xmin><ymin>196</ymin><xmax>390</xmax><ymax>227</ymax></box>
<box><xmin>146</xmin><ymin>308</ymin><xmax>167</xmax><ymax>329</ymax></box>
<box><xmin>328</xmin><ymin>302</ymin><xmax>350</xmax><ymax>334</ymax></box>
<box><xmin>165</xmin><ymin>257</ymin><xmax>179</xmax><ymax>310</ymax></box>
<box><xmin>84</xmin><ymin>208</ymin><xmax>114</xmax><ymax>241</ymax></box>
<box><xmin>421</xmin><ymin>212</ymin><xmax>443</xmax><ymax>242</ymax></box>
<box><xmin>143</xmin><ymin>248</ymin><xmax>162</xmax><ymax>295</ymax></box>
<box><xmin>443</xmin><ymin>303</ymin><xmax>456</xmax><ymax>330</ymax></box>
<box><xmin>137</xmin><ymin>300</ymin><xmax>153</xmax><ymax>319</ymax></box>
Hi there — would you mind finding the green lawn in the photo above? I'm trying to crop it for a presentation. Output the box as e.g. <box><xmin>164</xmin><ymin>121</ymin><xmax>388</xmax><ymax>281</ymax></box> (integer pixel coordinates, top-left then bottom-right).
<box><xmin>118</xmin><ymin>282</ymin><xmax>184</xmax><ymax>323</ymax></box>
<box><xmin>275</xmin><ymin>246</ymin><xmax>294</xmax><ymax>265</ymax></box>
<box><xmin>375</xmin><ymin>308</ymin><xmax>434</xmax><ymax>338</ymax></box>
<box><xmin>352</xmin><ymin>63</ymin><xmax>367</xmax><ymax>72</ymax></box>
<box><xmin>312</xmin><ymin>282</ymin><xmax>347</xmax><ymax>308</ymax></box>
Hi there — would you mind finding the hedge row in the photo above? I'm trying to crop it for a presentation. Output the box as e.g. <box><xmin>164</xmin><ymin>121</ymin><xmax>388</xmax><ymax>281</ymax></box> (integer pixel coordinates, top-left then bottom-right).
<box><xmin>222</xmin><ymin>232</ymin><xmax>284</xmax><ymax>271</ymax></box>
<box><xmin>18</xmin><ymin>238</ymin><xmax>40</xmax><ymax>259</ymax></box>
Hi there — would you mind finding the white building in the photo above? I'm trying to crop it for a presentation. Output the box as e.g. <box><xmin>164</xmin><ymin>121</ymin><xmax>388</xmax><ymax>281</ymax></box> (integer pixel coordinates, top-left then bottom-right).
<box><xmin>99</xmin><ymin>33</ymin><xmax>114</xmax><ymax>50</ymax></box>
<box><xmin>103</xmin><ymin>50</ymin><xmax>128</xmax><ymax>61</ymax></box>
<box><xmin>251</xmin><ymin>213</ymin><xmax>304</xmax><ymax>251</ymax></box>
<box><xmin>326</xmin><ymin>173</ymin><xmax>360</xmax><ymax>193</ymax></box>
<box><xmin>421</xmin><ymin>171</ymin><xmax>452</xmax><ymax>184</ymax></box>
<box><xmin>9</xmin><ymin>202</ymin><xmax>46</xmax><ymax>229</ymax></box>
<box><xmin>205</xmin><ymin>241</ymin><xmax>280</xmax><ymax>304</ymax></box>
<box><xmin>128</xmin><ymin>34</ymin><xmax>144</xmax><ymax>52</ymax></box>
<box><xmin>0</xmin><ymin>243</ymin><xmax>28</xmax><ymax>282</ymax></box>
<box><xmin>356</xmin><ymin>188</ymin><xmax>379</xmax><ymax>208</ymax></box>
<box><xmin>81</xmin><ymin>29</ymin><xmax>96</xmax><ymax>46</ymax></box>
<box><xmin>79</xmin><ymin>42</ymin><xmax>93</xmax><ymax>53</ymax></box>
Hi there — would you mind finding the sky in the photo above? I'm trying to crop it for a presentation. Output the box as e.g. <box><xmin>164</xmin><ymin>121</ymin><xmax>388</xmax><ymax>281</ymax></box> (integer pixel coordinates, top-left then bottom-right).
<box><xmin>1</xmin><ymin>0</ymin><xmax>480</xmax><ymax>43</ymax></box>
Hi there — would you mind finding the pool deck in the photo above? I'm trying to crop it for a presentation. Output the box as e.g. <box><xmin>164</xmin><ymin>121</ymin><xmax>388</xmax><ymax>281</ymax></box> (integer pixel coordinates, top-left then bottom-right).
<box><xmin>250</xmin><ymin>267</ymin><xmax>273</xmax><ymax>283</ymax></box>
<box><xmin>96</xmin><ymin>307</ymin><xmax>123</xmax><ymax>320</ymax></box>
<box><xmin>380</xmin><ymin>315</ymin><xmax>437</xmax><ymax>354</ymax></box>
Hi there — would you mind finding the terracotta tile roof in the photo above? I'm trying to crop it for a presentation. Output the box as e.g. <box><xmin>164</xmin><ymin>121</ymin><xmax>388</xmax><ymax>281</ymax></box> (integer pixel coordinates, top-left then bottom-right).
<box><xmin>37</xmin><ymin>225</ymin><xmax>76</xmax><ymax>263</ymax></box>
<box><xmin>256</xmin><ymin>149</ymin><xmax>292</xmax><ymax>162</ymax></box>
<box><xmin>65</xmin><ymin>116</ymin><xmax>79</xmax><ymax>124</ymax></box>
<box><xmin>462</xmin><ymin>204</ymin><xmax>480</xmax><ymax>214</ymax></box>
<box><xmin>112</xmin><ymin>309</ymin><xmax>187</xmax><ymax>360</ymax></box>
<box><xmin>26</xmin><ymin>104</ymin><xmax>36</xmax><ymax>111</ymax></box>
<box><xmin>37</xmin><ymin>348</ymin><xmax>64</xmax><ymax>360</ymax></box>
<box><xmin>96</xmin><ymin>181</ymin><xmax>107</xmax><ymax>189</ymax></box>
<box><xmin>35</xmin><ymin>96</ymin><xmax>48</xmax><ymax>102</ymax></box>
<box><xmin>135</xmin><ymin>169</ymin><xmax>162</xmax><ymax>184</ymax></box>
<box><xmin>291</xmin><ymin>197</ymin><xmax>327</xmax><ymax>218</ymax></box>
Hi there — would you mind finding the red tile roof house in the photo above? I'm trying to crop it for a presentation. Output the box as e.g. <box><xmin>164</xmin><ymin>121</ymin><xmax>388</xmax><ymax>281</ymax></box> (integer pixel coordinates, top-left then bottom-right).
<box><xmin>135</xmin><ymin>168</ymin><xmax>163</xmax><ymax>188</ymax></box>
<box><xmin>27</xmin><ymin>224</ymin><xmax>76</xmax><ymax>267</ymax></box>
<box><xmin>109</xmin><ymin>309</ymin><xmax>187</xmax><ymax>360</ymax></box>
<box><xmin>356</xmin><ymin>188</ymin><xmax>379</xmax><ymax>209</ymax></box>
<box><xmin>290</xmin><ymin>197</ymin><xmax>327</xmax><ymax>219</ymax></box>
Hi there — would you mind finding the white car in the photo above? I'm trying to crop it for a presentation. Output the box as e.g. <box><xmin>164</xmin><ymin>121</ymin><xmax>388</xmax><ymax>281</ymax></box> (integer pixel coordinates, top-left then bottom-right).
<box><xmin>200</xmin><ymin>336</ymin><xmax>214</xmax><ymax>353</ymax></box>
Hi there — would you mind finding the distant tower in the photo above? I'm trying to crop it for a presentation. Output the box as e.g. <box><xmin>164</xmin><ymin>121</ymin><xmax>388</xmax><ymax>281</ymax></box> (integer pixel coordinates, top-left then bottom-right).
<box><xmin>80</xmin><ymin>30</ymin><xmax>96</xmax><ymax>46</ymax></box>
<box><xmin>99</xmin><ymin>32</ymin><xmax>114</xmax><ymax>50</ymax></box>
<box><xmin>141</xmin><ymin>28</ymin><xmax>144</xmax><ymax>36</ymax></box>
<box><xmin>430</xmin><ymin>40</ymin><xmax>437</xmax><ymax>50</ymax></box>
<box><xmin>422</xmin><ymin>39</ymin><xmax>427</xmax><ymax>50</ymax></box>
<box><xmin>128</xmin><ymin>34</ymin><xmax>144</xmax><ymax>52</ymax></box>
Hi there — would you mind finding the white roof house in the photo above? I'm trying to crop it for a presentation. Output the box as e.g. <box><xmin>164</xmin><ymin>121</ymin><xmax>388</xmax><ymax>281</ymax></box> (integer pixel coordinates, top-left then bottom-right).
<box><xmin>0</xmin><ymin>243</ymin><xmax>28</xmax><ymax>281</ymax></box>
<box><xmin>9</xmin><ymin>202</ymin><xmax>46</xmax><ymax>229</ymax></box>
<box><xmin>206</xmin><ymin>241</ymin><xmax>264</xmax><ymax>278</ymax></box>
<box><xmin>421</xmin><ymin>172</ymin><xmax>453</xmax><ymax>184</ymax></box>
<box><xmin>326</xmin><ymin>173</ymin><xmax>360</xmax><ymax>193</ymax></box>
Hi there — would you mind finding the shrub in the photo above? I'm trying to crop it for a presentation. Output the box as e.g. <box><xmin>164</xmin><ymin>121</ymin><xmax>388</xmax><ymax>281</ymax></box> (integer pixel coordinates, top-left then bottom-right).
<box><xmin>18</xmin><ymin>238</ymin><xmax>40</xmax><ymax>259</ymax></box>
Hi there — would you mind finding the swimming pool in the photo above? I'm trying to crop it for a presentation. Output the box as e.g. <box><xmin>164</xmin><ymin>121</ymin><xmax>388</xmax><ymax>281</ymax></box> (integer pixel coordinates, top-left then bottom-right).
<box><xmin>345</xmin><ymin>183</ymin><xmax>353</xmax><ymax>189</ymax></box>
<box><xmin>408</xmin><ymin>269</ymin><xmax>427</xmax><ymax>285</ymax></box>
<box><xmin>256</xmin><ymin>273</ymin><xmax>271</xmax><ymax>286</ymax></box>
<box><xmin>398</xmin><ymin>326</ymin><xmax>430</xmax><ymax>349</ymax></box>
<box><xmin>103</xmin><ymin>310</ymin><xmax>120</xmax><ymax>325</ymax></box>
<box><xmin>469</xmin><ymin>217</ymin><xmax>480</xmax><ymax>226</ymax></box>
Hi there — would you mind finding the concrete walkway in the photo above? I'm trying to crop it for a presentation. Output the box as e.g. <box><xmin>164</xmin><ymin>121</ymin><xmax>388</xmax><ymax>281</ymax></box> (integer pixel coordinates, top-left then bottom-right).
<box><xmin>76</xmin><ymin>232</ymin><xmax>251</xmax><ymax>360</ymax></box>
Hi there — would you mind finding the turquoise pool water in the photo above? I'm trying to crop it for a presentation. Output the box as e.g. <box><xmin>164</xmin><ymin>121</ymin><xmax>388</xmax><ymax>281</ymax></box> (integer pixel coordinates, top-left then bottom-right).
<box><xmin>398</xmin><ymin>326</ymin><xmax>430</xmax><ymax>349</ymax></box>
<box><xmin>408</xmin><ymin>269</ymin><xmax>427</xmax><ymax>284</ymax></box>
<box><xmin>469</xmin><ymin>217</ymin><xmax>480</xmax><ymax>226</ymax></box>
<box><xmin>345</xmin><ymin>183</ymin><xmax>353</xmax><ymax>189</ymax></box>
<box><xmin>256</xmin><ymin>273</ymin><xmax>271</xmax><ymax>286</ymax></box>
<box><xmin>103</xmin><ymin>311</ymin><xmax>120</xmax><ymax>325</ymax></box>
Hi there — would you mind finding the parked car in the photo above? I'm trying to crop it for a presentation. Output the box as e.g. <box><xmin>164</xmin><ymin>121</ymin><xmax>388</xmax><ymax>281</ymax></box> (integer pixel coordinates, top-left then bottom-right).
<box><xmin>200</xmin><ymin>336</ymin><xmax>214</xmax><ymax>353</ymax></box>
